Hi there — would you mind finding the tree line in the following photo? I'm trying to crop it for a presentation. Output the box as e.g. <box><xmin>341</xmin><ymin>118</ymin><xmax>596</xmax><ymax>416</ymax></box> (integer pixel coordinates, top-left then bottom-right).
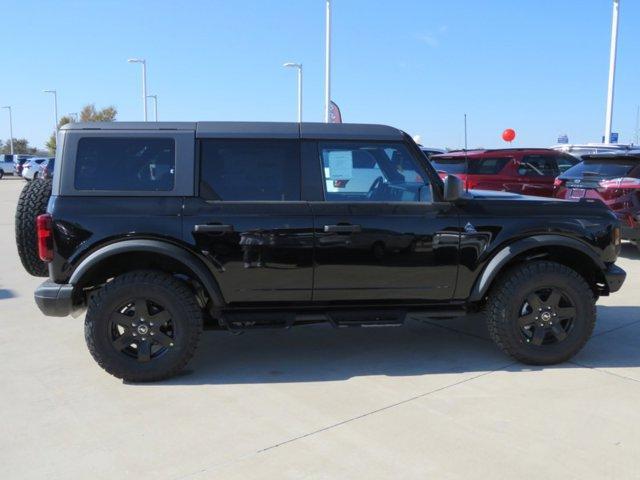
<box><xmin>0</xmin><ymin>104</ymin><xmax>117</xmax><ymax>155</ymax></box>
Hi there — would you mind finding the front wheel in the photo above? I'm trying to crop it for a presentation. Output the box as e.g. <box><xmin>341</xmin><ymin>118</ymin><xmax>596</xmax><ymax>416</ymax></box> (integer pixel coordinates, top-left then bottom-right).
<box><xmin>85</xmin><ymin>270</ymin><xmax>203</xmax><ymax>382</ymax></box>
<box><xmin>486</xmin><ymin>261</ymin><xmax>595</xmax><ymax>365</ymax></box>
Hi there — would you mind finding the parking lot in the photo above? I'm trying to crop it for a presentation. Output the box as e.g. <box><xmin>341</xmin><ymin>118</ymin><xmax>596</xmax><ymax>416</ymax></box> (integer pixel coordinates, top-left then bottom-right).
<box><xmin>1</xmin><ymin>176</ymin><xmax>639</xmax><ymax>479</ymax></box>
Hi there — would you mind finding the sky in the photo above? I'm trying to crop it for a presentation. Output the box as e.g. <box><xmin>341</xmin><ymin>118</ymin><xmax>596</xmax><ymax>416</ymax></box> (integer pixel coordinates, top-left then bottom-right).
<box><xmin>2</xmin><ymin>0</ymin><xmax>640</xmax><ymax>150</ymax></box>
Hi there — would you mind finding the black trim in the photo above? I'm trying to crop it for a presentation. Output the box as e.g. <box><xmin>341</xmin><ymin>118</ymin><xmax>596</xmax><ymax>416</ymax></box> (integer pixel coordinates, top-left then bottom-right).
<box><xmin>34</xmin><ymin>281</ymin><xmax>77</xmax><ymax>317</ymax></box>
<box><xmin>469</xmin><ymin>235</ymin><xmax>606</xmax><ymax>301</ymax></box>
<box><xmin>69</xmin><ymin>239</ymin><xmax>225</xmax><ymax>310</ymax></box>
<box><xmin>604</xmin><ymin>264</ymin><xmax>626</xmax><ymax>293</ymax></box>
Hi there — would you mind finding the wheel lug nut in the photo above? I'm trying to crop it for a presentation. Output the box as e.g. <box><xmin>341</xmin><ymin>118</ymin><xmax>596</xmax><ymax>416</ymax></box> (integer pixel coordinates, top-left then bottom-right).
<box><xmin>132</xmin><ymin>333</ymin><xmax>137</xmax><ymax>337</ymax></box>
<box><xmin>149</xmin><ymin>323</ymin><xmax>154</xmax><ymax>327</ymax></box>
<box><xmin>150</xmin><ymin>332</ymin><xmax>154</xmax><ymax>336</ymax></box>
<box><xmin>142</xmin><ymin>337</ymin><xmax>146</xmax><ymax>341</ymax></box>
<box><xmin>169</xmin><ymin>343</ymin><xmax>174</xmax><ymax>347</ymax></box>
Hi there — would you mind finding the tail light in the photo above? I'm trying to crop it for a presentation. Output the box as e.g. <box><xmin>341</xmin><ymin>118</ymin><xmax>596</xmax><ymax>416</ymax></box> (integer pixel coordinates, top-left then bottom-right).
<box><xmin>36</xmin><ymin>214</ymin><xmax>54</xmax><ymax>262</ymax></box>
<box><xmin>553</xmin><ymin>178</ymin><xmax>565</xmax><ymax>188</ymax></box>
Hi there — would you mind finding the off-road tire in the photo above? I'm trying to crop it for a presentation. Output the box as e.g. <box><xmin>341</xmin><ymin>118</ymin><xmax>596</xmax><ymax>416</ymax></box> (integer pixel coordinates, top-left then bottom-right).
<box><xmin>486</xmin><ymin>261</ymin><xmax>596</xmax><ymax>365</ymax></box>
<box><xmin>85</xmin><ymin>270</ymin><xmax>203</xmax><ymax>382</ymax></box>
<box><xmin>15</xmin><ymin>178</ymin><xmax>52</xmax><ymax>277</ymax></box>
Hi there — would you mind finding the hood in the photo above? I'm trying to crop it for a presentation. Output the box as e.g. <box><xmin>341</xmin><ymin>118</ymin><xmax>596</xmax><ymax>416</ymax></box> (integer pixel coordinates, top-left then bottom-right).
<box><xmin>468</xmin><ymin>189</ymin><xmax>567</xmax><ymax>202</ymax></box>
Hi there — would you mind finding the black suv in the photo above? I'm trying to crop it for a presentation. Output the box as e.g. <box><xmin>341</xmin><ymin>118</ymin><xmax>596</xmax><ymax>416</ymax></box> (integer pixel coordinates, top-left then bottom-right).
<box><xmin>27</xmin><ymin>121</ymin><xmax>625</xmax><ymax>381</ymax></box>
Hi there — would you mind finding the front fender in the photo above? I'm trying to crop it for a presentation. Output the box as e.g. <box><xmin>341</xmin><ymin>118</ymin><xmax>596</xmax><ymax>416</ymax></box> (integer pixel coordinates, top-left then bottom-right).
<box><xmin>468</xmin><ymin>235</ymin><xmax>605</xmax><ymax>302</ymax></box>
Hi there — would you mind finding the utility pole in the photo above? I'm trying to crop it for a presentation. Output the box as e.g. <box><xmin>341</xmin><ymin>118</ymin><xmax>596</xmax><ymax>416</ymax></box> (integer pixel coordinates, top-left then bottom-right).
<box><xmin>128</xmin><ymin>58</ymin><xmax>148</xmax><ymax>121</ymax></box>
<box><xmin>604</xmin><ymin>0</ymin><xmax>620</xmax><ymax>144</ymax></box>
<box><xmin>283</xmin><ymin>63</ymin><xmax>303</xmax><ymax>122</ymax></box>
<box><xmin>2</xmin><ymin>106</ymin><xmax>13</xmax><ymax>155</ymax></box>
<box><xmin>43</xmin><ymin>90</ymin><xmax>59</xmax><ymax>130</ymax></box>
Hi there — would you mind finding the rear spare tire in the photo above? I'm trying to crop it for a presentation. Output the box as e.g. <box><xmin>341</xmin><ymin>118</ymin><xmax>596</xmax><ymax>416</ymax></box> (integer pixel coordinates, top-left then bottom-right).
<box><xmin>15</xmin><ymin>178</ymin><xmax>52</xmax><ymax>277</ymax></box>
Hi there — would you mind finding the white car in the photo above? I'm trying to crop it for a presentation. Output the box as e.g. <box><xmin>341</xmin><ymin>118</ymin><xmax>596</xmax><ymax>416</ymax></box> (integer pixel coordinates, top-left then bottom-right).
<box><xmin>552</xmin><ymin>143</ymin><xmax>635</xmax><ymax>161</ymax></box>
<box><xmin>21</xmin><ymin>158</ymin><xmax>50</xmax><ymax>181</ymax></box>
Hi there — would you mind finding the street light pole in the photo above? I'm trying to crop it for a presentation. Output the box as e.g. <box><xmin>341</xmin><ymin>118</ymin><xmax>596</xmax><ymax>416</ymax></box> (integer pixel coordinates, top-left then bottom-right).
<box><xmin>128</xmin><ymin>58</ymin><xmax>148</xmax><ymax>121</ymax></box>
<box><xmin>43</xmin><ymin>89</ymin><xmax>58</xmax><ymax>130</ymax></box>
<box><xmin>2</xmin><ymin>106</ymin><xmax>13</xmax><ymax>155</ymax></box>
<box><xmin>283</xmin><ymin>63</ymin><xmax>303</xmax><ymax>122</ymax></box>
<box><xmin>604</xmin><ymin>0</ymin><xmax>620</xmax><ymax>144</ymax></box>
<box><xmin>147</xmin><ymin>95</ymin><xmax>158</xmax><ymax>121</ymax></box>
<box><xmin>324</xmin><ymin>0</ymin><xmax>331</xmax><ymax>123</ymax></box>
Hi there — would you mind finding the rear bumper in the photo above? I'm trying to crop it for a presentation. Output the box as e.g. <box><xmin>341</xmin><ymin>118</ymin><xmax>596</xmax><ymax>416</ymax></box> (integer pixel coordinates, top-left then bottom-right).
<box><xmin>34</xmin><ymin>281</ymin><xmax>79</xmax><ymax>317</ymax></box>
<box><xmin>604</xmin><ymin>264</ymin><xmax>626</xmax><ymax>294</ymax></box>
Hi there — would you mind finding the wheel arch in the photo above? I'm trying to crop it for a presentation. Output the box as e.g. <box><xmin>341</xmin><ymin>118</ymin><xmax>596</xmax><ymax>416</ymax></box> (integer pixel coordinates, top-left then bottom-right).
<box><xmin>69</xmin><ymin>239</ymin><xmax>225</xmax><ymax>313</ymax></box>
<box><xmin>469</xmin><ymin>235</ymin><xmax>607</xmax><ymax>302</ymax></box>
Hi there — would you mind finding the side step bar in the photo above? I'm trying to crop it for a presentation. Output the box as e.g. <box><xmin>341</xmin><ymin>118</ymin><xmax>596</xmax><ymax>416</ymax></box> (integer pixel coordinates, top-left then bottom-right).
<box><xmin>219</xmin><ymin>307</ymin><xmax>468</xmax><ymax>331</ymax></box>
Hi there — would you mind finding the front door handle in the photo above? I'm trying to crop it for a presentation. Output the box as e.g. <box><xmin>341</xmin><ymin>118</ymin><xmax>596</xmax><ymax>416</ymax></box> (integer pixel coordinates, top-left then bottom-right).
<box><xmin>194</xmin><ymin>224</ymin><xmax>234</xmax><ymax>233</ymax></box>
<box><xmin>324</xmin><ymin>224</ymin><xmax>362</xmax><ymax>233</ymax></box>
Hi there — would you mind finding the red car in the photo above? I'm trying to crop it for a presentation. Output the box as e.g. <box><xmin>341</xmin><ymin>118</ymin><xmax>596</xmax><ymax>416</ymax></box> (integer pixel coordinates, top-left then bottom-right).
<box><xmin>553</xmin><ymin>152</ymin><xmax>640</xmax><ymax>247</ymax></box>
<box><xmin>430</xmin><ymin>148</ymin><xmax>579</xmax><ymax>197</ymax></box>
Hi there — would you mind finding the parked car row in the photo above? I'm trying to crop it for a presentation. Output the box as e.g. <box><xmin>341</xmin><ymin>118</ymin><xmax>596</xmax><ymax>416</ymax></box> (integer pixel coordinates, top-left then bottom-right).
<box><xmin>427</xmin><ymin>147</ymin><xmax>640</xmax><ymax>248</ymax></box>
<box><xmin>0</xmin><ymin>154</ymin><xmax>54</xmax><ymax>181</ymax></box>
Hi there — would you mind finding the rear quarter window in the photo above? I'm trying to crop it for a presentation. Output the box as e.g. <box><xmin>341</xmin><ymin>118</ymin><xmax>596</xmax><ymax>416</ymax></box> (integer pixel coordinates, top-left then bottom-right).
<box><xmin>74</xmin><ymin>137</ymin><xmax>175</xmax><ymax>191</ymax></box>
<box><xmin>468</xmin><ymin>157</ymin><xmax>510</xmax><ymax>175</ymax></box>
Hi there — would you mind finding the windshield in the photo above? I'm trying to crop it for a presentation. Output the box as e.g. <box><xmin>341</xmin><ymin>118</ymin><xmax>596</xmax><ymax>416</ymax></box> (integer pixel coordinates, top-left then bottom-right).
<box><xmin>560</xmin><ymin>160</ymin><xmax>637</xmax><ymax>179</ymax></box>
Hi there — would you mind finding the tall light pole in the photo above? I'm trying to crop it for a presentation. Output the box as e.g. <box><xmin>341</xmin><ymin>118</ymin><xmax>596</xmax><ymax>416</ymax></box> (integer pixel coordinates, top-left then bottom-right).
<box><xmin>2</xmin><ymin>106</ymin><xmax>13</xmax><ymax>155</ymax></box>
<box><xmin>324</xmin><ymin>0</ymin><xmax>331</xmax><ymax>123</ymax></box>
<box><xmin>283</xmin><ymin>63</ymin><xmax>303</xmax><ymax>122</ymax></box>
<box><xmin>147</xmin><ymin>95</ymin><xmax>158</xmax><ymax>122</ymax></box>
<box><xmin>128</xmin><ymin>58</ymin><xmax>148</xmax><ymax>121</ymax></box>
<box><xmin>604</xmin><ymin>0</ymin><xmax>620</xmax><ymax>144</ymax></box>
<box><xmin>43</xmin><ymin>89</ymin><xmax>58</xmax><ymax>130</ymax></box>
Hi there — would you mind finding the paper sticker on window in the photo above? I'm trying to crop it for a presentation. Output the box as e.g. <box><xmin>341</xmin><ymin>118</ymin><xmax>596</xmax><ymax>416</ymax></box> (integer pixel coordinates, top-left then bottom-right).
<box><xmin>327</xmin><ymin>150</ymin><xmax>353</xmax><ymax>180</ymax></box>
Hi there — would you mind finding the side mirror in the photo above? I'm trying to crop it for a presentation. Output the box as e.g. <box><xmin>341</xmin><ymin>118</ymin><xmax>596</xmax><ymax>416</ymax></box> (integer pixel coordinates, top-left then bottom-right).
<box><xmin>443</xmin><ymin>174</ymin><xmax>464</xmax><ymax>202</ymax></box>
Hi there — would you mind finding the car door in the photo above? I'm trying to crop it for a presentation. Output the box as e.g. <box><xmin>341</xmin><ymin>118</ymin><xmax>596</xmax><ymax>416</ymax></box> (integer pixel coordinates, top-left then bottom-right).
<box><xmin>183</xmin><ymin>138</ymin><xmax>314</xmax><ymax>305</ymax></box>
<box><xmin>517</xmin><ymin>154</ymin><xmax>559</xmax><ymax>197</ymax></box>
<box><xmin>308</xmin><ymin>140</ymin><xmax>460</xmax><ymax>302</ymax></box>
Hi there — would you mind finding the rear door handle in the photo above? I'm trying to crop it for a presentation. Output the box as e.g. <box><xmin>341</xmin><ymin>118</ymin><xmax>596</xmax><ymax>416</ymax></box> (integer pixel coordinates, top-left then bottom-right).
<box><xmin>194</xmin><ymin>224</ymin><xmax>234</xmax><ymax>233</ymax></box>
<box><xmin>324</xmin><ymin>224</ymin><xmax>362</xmax><ymax>233</ymax></box>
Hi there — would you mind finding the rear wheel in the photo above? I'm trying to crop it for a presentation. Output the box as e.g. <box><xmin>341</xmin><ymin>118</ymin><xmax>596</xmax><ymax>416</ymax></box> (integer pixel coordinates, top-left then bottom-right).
<box><xmin>486</xmin><ymin>261</ymin><xmax>595</xmax><ymax>365</ymax></box>
<box><xmin>15</xmin><ymin>178</ymin><xmax>52</xmax><ymax>276</ymax></box>
<box><xmin>85</xmin><ymin>270</ymin><xmax>203</xmax><ymax>382</ymax></box>
<box><xmin>0</xmin><ymin>169</ymin><xmax>4</xmax><ymax>179</ymax></box>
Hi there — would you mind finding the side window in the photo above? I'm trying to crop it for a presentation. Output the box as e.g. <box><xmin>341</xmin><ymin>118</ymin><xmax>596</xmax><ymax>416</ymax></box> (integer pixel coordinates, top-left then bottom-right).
<box><xmin>518</xmin><ymin>155</ymin><xmax>558</xmax><ymax>177</ymax></box>
<box><xmin>200</xmin><ymin>139</ymin><xmax>300</xmax><ymax>201</ymax></box>
<box><xmin>556</xmin><ymin>154</ymin><xmax>578</xmax><ymax>174</ymax></box>
<box><xmin>468</xmin><ymin>157</ymin><xmax>510</xmax><ymax>175</ymax></box>
<box><xmin>319</xmin><ymin>142</ymin><xmax>429</xmax><ymax>202</ymax></box>
<box><xmin>75</xmin><ymin>137</ymin><xmax>175</xmax><ymax>191</ymax></box>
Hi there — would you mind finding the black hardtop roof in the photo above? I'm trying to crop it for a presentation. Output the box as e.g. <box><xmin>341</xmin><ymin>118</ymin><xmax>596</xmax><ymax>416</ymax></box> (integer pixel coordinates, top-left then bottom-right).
<box><xmin>61</xmin><ymin>121</ymin><xmax>406</xmax><ymax>141</ymax></box>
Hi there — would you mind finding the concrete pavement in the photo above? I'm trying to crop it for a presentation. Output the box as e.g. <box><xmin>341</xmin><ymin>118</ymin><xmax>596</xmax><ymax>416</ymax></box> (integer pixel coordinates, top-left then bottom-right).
<box><xmin>0</xmin><ymin>176</ymin><xmax>639</xmax><ymax>479</ymax></box>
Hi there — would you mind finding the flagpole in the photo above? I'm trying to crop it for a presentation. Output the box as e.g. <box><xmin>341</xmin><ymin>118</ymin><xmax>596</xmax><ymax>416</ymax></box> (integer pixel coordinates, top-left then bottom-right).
<box><xmin>324</xmin><ymin>0</ymin><xmax>331</xmax><ymax>123</ymax></box>
<box><xmin>604</xmin><ymin>0</ymin><xmax>620</xmax><ymax>144</ymax></box>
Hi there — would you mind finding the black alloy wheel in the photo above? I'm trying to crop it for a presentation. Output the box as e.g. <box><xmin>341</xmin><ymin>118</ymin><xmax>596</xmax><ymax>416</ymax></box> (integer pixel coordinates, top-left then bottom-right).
<box><xmin>110</xmin><ymin>298</ymin><xmax>176</xmax><ymax>362</ymax></box>
<box><xmin>517</xmin><ymin>287</ymin><xmax>576</xmax><ymax>346</ymax></box>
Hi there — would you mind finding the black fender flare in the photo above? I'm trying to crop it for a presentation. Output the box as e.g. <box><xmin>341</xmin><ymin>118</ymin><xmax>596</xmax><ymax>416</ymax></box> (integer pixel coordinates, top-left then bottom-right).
<box><xmin>69</xmin><ymin>239</ymin><xmax>225</xmax><ymax>309</ymax></box>
<box><xmin>469</xmin><ymin>235</ymin><xmax>605</xmax><ymax>302</ymax></box>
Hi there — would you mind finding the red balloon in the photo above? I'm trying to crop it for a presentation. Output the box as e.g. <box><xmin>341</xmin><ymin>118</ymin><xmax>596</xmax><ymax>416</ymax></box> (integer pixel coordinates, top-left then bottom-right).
<box><xmin>502</xmin><ymin>128</ymin><xmax>516</xmax><ymax>142</ymax></box>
